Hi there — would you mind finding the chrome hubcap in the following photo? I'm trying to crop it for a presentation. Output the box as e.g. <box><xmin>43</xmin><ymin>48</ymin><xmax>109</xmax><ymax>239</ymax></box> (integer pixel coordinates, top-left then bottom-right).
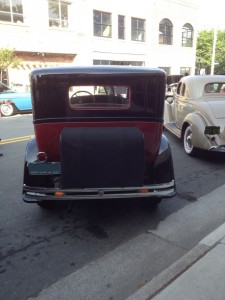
<box><xmin>185</xmin><ymin>129</ymin><xmax>193</xmax><ymax>151</ymax></box>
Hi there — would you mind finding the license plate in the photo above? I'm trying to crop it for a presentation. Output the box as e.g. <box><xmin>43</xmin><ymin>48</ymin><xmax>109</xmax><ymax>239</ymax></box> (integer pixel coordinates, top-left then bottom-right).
<box><xmin>204</xmin><ymin>126</ymin><xmax>220</xmax><ymax>135</ymax></box>
<box><xmin>28</xmin><ymin>162</ymin><xmax>61</xmax><ymax>175</ymax></box>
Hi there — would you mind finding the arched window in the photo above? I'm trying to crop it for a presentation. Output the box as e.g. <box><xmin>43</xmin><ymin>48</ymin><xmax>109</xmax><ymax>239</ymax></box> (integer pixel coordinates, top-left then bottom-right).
<box><xmin>182</xmin><ymin>23</ymin><xmax>193</xmax><ymax>47</ymax></box>
<box><xmin>159</xmin><ymin>18</ymin><xmax>173</xmax><ymax>45</ymax></box>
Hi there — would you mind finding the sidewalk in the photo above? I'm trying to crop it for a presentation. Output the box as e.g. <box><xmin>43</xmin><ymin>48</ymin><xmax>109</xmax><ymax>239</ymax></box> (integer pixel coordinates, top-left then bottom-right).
<box><xmin>127</xmin><ymin>222</ymin><xmax>225</xmax><ymax>300</ymax></box>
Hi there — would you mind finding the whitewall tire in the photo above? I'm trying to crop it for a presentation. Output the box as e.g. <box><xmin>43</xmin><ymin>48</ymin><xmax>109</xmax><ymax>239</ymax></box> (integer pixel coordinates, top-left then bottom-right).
<box><xmin>0</xmin><ymin>103</ymin><xmax>15</xmax><ymax>117</ymax></box>
<box><xmin>183</xmin><ymin>125</ymin><xmax>197</xmax><ymax>156</ymax></box>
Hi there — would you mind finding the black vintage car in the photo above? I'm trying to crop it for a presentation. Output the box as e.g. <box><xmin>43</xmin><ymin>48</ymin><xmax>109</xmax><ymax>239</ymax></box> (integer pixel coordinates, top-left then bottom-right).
<box><xmin>23</xmin><ymin>66</ymin><xmax>176</xmax><ymax>208</ymax></box>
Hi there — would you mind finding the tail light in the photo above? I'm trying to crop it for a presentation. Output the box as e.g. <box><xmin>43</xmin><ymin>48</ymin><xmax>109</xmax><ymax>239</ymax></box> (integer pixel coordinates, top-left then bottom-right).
<box><xmin>37</xmin><ymin>152</ymin><xmax>47</xmax><ymax>162</ymax></box>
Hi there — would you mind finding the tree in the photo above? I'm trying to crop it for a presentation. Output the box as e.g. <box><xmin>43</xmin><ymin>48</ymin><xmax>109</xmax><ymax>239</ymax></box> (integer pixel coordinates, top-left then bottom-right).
<box><xmin>196</xmin><ymin>29</ymin><xmax>225</xmax><ymax>75</ymax></box>
<box><xmin>0</xmin><ymin>48</ymin><xmax>21</xmax><ymax>83</ymax></box>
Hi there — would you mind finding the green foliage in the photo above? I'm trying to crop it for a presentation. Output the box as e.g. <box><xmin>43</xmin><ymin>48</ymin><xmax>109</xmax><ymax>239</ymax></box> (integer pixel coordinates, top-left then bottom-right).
<box><xmin>0</xmin><ymin>48</ymin><xmax>21</xmax><ymax>70</ymax></box>
<box><xmin>196</xmin><ymin>29</ymin><xmax>225</xmax><ymax>74</ymax></box>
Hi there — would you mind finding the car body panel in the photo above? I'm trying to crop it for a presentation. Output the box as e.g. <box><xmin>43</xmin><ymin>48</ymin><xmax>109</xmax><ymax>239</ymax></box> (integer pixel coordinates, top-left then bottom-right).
<box><xmin>34</xmin><ymin>121</ymin><xmax>162</xmax><ymax>162</ymax></box>
<box><xmin>164</xmin><ymin>75</ymin><xmax>225</xmax><ymax>153</ymax></box>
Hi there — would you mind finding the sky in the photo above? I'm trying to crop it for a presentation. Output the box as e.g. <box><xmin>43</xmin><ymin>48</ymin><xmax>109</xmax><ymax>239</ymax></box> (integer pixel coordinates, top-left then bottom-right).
<box><xmin>197</xmin><ymin>0</ymin><xmax>225</xmax><ymax>29</ymax></box>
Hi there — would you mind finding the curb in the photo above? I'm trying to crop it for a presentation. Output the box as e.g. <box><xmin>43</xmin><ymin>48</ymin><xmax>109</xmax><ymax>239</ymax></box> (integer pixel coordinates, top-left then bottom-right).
<box><xmin>126</xmin><ymin>222</ymin><xmax>225</xmax><ymax>300</ymax></box>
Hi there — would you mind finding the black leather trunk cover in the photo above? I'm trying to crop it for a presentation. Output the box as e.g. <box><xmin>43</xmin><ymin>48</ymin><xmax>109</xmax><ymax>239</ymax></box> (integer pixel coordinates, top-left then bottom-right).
<box><xmin>60</xmin><ymin>127</ymin><xmax>144</xmax><ymax>188</ymax></box>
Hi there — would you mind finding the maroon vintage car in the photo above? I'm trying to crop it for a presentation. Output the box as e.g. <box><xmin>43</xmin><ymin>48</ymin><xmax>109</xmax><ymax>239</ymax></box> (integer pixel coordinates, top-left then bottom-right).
<box><xmin>23</xmin><ymin>66</ymin><xmax>176</xmax><ymax>208</ymax></box>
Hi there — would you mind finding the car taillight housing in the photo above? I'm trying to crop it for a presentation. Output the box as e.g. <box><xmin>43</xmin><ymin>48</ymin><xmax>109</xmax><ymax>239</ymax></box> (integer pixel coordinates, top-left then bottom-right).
<box><xmin>37</xmin><ymin>152</ymin><xmax>47</xmax><ymax>162</ymax></box>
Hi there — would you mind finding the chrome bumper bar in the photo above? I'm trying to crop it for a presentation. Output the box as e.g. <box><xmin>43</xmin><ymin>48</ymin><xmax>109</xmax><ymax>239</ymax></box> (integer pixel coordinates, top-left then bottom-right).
<box><xmin>23</xmin><ymin>181</ymin><xmax>176</xmax><ymax>203</ymax></box>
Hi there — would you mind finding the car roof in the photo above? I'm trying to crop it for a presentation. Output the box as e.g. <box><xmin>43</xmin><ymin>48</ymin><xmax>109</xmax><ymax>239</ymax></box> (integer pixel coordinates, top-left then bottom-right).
<box><xmin>181</xmin><ymin>75</ymin><xmax>225</xmax><ymax>84</ymax></box>
<box><xmin>179</xmin><ymin>75</ymin><xmax>225</xmax><ymax>99</ymax></box>
<box><xmin>30</xmin><ymin>65</ymin><xmax>165</xmax><ymax>78</ymax></box>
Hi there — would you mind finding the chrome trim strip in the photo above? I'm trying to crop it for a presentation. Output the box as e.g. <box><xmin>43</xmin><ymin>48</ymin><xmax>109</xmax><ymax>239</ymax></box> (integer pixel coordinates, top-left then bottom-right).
<box><xmin>209</xmin><ymin>145</ymin><xmax>225</xmax><ymax>151</ymax></box>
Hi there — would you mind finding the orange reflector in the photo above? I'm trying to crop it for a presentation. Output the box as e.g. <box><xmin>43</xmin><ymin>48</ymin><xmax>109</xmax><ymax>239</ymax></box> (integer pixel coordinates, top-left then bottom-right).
<box><xmin>55</xmin><ymin>191</ymin><xmax>64</xmax><ymax>197</ymax></box>
<box><xmin>138</xmin><ymin>188</ymin><xmax>149</xmax><ymax>193</ymax></box>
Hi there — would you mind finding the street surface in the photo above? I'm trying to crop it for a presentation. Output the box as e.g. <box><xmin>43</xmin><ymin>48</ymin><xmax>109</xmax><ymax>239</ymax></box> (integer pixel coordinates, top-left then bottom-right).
<box><xmin>0</xmin><ymin>114</ymin><xmax>225</xmax><ymax>300</ymax></box>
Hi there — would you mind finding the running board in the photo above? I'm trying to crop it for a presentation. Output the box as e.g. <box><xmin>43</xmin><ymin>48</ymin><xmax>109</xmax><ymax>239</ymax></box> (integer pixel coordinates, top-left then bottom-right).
<box><xmin>164</xmin><ymin>122</ymin><xmax>181</xmax><ymax>138</ymax></box>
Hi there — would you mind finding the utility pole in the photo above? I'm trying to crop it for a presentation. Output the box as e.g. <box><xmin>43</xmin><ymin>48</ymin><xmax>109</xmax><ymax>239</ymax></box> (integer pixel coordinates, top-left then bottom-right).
<box><xmin>211</xmin><ymin>27</ymin><xmax>217</xmax><ymax>75</ymax></box>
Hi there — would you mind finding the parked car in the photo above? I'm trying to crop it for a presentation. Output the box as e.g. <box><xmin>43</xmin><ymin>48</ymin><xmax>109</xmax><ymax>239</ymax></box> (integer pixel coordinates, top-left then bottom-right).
<box><xmin>23</xmin><ymin>66</ymin><xmax>176</xmax><ymax>208</ymax></box>
<box><xmin>0</xmin><ymin>81</ymin><xmax>32</xmax><ymax>116</ymax></box>
<box><xmin>164</xmin><ymin>75</ymin><xmax>225</xmax><ymax>156</ymax></box>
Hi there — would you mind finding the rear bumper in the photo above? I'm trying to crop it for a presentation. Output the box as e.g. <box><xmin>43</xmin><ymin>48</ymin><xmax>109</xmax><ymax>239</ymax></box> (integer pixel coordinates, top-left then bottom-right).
<box><xmin>23</xmin><ymin>181</ymin><xmax>176</xmax><ymax>203</ymax></box>
<box><xmin>209</xmin><ymin>145</ymin><xmax>225</xmax><ymax>152</ymax></box>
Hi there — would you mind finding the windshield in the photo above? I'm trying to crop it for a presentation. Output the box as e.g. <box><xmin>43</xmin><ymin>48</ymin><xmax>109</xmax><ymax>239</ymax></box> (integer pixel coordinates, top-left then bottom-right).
<box><xmin>0</xmin><ymin>81</ymin><xmax>10</xmax><ymax>93</ymax></box>
<box><xmin>10</xmin><ymin>83</ymin><xmax>31</xmax><ymax>92</ymax></box>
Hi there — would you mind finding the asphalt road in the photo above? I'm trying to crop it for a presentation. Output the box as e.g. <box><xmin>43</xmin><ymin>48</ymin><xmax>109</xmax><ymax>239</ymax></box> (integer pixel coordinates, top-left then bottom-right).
<box><xmin>1</xmin><ymin>114</ymin><xmax>225</xmax><ymax>300</ymax></box>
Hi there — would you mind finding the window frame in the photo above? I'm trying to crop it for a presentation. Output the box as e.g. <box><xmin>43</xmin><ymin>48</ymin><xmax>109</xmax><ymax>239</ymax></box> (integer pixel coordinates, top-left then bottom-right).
<box><xmin>93</xmin><ymin>10</ymin><xmax>112</xmax><ymax>38</ymax></box>
<box><xmin>0</xmin><ymin>0</ymin><xmax>24</xmax><ymax>24</ymax></box>
<box><xmin>180</xmin><ymin>67</ymin><xmax>191</xmax><ymax>76</ymax></box>
<box><xmin>93</xmin><ymin>60</ymin><xmax>144</xmax><ymax>66</ymax></box>
<box><xmin>118</xmin><ymin>15</ymin><xmax>125</xmax><ymax>40</ymax></box>
<box><xmin>131</xmin><ymin>17</ymin><xmax>146</xmax><ymax>42</ymax></box>
<box><xmin>159</xmin><ymin>18</ymin><xmax>173</xmax><ymax>45</ymax></box>
<box><xmin>181</xmin><ymin>23</ymin><xmax>193</xmax><ymax>47</ymax></box>
<box><xmin>48</xmin><ymin>0</ymin><xmax>70</xmax><ymax>29</ymax></box>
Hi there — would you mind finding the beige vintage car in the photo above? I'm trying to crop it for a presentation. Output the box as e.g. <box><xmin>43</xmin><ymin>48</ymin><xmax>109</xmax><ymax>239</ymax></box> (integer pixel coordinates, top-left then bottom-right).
<box><xmin>164</xmin><ymin>75</ymin><xmax>225</xmax><ymax>156</ymax></box>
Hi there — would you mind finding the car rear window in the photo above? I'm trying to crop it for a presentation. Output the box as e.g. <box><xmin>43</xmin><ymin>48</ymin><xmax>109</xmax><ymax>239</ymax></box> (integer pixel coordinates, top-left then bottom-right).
<box><xmin>68</xmin><ymin>85</ymin><xmax>130</xmax><ymax>110</ymax></box>
<box><xmin>204</xmin><ymin>82</ymin><xmax>225</xmax><ymax>94</ymax></box>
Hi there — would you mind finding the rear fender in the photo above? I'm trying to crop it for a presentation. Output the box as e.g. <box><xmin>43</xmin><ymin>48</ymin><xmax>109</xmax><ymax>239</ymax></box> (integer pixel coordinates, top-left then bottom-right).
<box><xmin>24</xmin><ymin>137</ymin><xmax>38</xmax><ymax>163</ymax></box>
<box><xmin>151</xmin><ymin>134</ymin><xmax>175</xmax><ymax>184</ymax></box>
<box><xmin>23</xmin><ymin>138</ymin><xmax>56</xmax><ymax>188</ymax></box>
<box><xmin>23</xmin><ymin>138</ymin><xmax>38</xmax><ymax>185</ymax></box>
<box><xmin>182</xmin><ymin>113</ymin><xmax>211</xmax><ymax>150</ymax></box>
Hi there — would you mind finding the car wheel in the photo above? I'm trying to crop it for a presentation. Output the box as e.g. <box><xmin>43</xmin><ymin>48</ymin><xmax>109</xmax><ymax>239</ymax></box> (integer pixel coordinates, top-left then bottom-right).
<box><xmin>183</xmin><ymin>125</ymin><xmax>197</xmax><ymax>156</ymax></box>
<box><xmin>0</xmin><ymin>103</ymin><xmax>15</xmax><ymax>116</ymax></box>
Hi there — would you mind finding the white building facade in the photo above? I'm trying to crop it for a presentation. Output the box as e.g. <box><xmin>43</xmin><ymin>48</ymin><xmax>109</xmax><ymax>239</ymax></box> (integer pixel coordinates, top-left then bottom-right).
<box><xmin>0</xmin><ymin>0</ymin><xmax>199</xmax><ymax>85</ymax></box>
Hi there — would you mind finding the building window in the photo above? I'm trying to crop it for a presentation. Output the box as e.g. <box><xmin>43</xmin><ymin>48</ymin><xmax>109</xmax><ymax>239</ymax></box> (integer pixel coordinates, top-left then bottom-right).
<box><xmin>131</xmin><ymin>17</ymin><xmax>145</xmax><ymax>42</ymax></box>
<box><xmin>158</xmin><ymin>67</ymin><xmax>171</xmax><ymax>75</ymax></box>
<box><xmin>118</xmin><ymin>15</ymin><xmax>125</xmax><ymax>40</ymax></box>
<box><xmin>48</xmin><ymin>0</ymin><xmax>69</xmax><ymax>28</ymax></box>
<box><xmin>93</xmin><ymin>60</ymin><xmax>144</xmax><ymax>66</ymax></box>
<box><xmin>0</xmin><ymin>0</ymin><xmax>23</xmax><ymax>23</ymax></box>
<box><xmin>93</xmin><ymin>10</ymin><xmax>112</xmax><ymax>38</ymax></box>
<box><xmin>93</xmin><ymin>60</ymin><xmax>110</xmax><ymax>65</ymax></box>
<box><xmin>180</xmin><ymin>67</ymin><xmax>190</xmax><ymax>76</ymax></box>
<box><xmin>182</xmin><ymin>23</ymin><xmax>193</xmax><ymax>47</ymax></box>
<box><xmin>159</xmin><ymin>18</ymin><xmax>173</xmax><ymax>45</ymax></box>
